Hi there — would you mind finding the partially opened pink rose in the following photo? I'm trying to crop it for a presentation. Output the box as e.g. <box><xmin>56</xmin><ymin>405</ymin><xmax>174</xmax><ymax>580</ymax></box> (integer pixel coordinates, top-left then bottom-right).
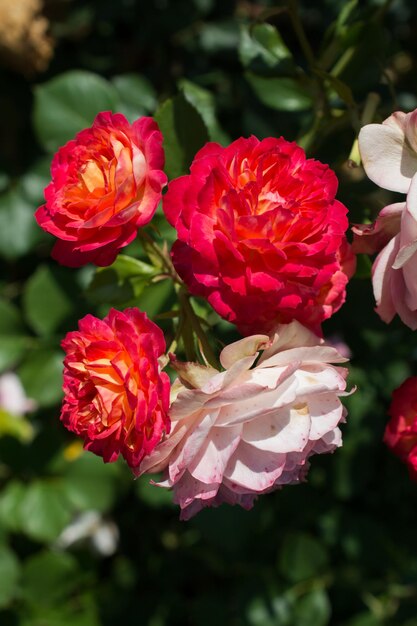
<box><xmin>355</xmin><ymin>107</ymin><xmax>417</xmax><ymax>328</ymax></box>
<box><xmin>138</xmin><ymin>322</ymin><xmax>351</xmax><ymax>519</ymax></box>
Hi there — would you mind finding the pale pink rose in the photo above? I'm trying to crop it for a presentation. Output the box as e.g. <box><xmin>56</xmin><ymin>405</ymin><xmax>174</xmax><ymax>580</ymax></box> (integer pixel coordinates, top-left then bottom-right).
<box><xmin>365</xmin><ymin>176</ymin><xmax>417</xmax><ymax>328</ymax></box>
<box><xmin>138</xmin><ymin>322</ymin><xmax>350</xmax><ymax>520</ymax></box>
<box><xmin>355</xmin><ymin>108</ymin><xmax>417</xmax><ymax>328</ymax></box>
<box><xmin>0</xmin><ymin>372</ymin><xmax>36</xmax><ymax>416</ymax></box>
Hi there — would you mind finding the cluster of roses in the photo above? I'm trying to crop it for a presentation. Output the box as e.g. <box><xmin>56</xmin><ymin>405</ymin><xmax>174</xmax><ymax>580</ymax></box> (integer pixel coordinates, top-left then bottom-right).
<box><xmin>354</xmin><ymin>111</ymin><xmax>417</xmax><ymax>480</ymax></box>
<box><xmin>34</xmin><ymin>106</ymin><xmax>417</xmax><ymax>518</ymax></box>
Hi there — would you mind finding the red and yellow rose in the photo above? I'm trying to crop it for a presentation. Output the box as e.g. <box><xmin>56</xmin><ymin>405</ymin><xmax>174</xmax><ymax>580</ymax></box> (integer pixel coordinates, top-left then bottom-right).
<box><xmin>36</xmin><ymin>112</ymin><xmax>166</xmax><ymax>267</ymax></box>
<box><xmin>61</xmin><ymin>308</ymin><xmax>170</xmax><ymax>469</ymax></box>
<box><xmin>163</xmin><ymin>136</ymin><xmax>355</xmax><ymax>336</ymax></box>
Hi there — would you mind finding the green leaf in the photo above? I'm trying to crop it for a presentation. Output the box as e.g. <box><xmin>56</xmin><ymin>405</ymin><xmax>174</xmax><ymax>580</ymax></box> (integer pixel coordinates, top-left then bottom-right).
<box><xmin>112</xmin><ymin>73</ymin><xmax>157</xmax><ymax>120</ymax></box>
<box><xmin>19</xmin><ymin>597</ymin><xmax>100</xmax><ymax>626</ymax></box>
<box><xmin>135</xmin><ymin>475</ymin><xmax>174</xmax><ymax>509</ymax></box>
<box><xmin>18</xmin><ymin>350</ymin><xmax>63</xmax><ymax>408</ymax></box>
<box><xmin>87</xmin><ymin>254</ymin><xmax>157</xmax><ymax>305</ymax></box>
<box><xmin>19</xmin><ymin>158</ymin><xmax>51</xmax><ymax>205</ymax></box>
<box><xmin>346</xmin><ymin>614</ymin><xmax>382</xmax><ymax>626</ymax></box>
<box><xmin>155</xmin><ymin>94</ymin><xmax>210</xmax><ymax>179</ymax></box>
<box><xmin>0</xmin><ymin>300</ymin><xmax>30</xmax><ymax>372</ymax></box>
<box><xmin>279</xmin><ymin>533</ymin><xmax>329</xmax><ymax>582</ymax></box>
<box><xmin>21</xmin><ymin>551</ymin><xmax>80</xmax><ymax>607</ymax></box>
<box><xmin>0</xmin><ymin>545</ymin><xmax>20</xmax><ymax>608</ymax></box>
<box><xmin>0</xmin><ymin>190</ymin><xmax>43</xmax><ymax>260</ymax></box>
<box><xmin>0</xmin><ymin>410</ymin><xmax>34</xmax><ymax>443</ymax></box>
<box><xmin>247</xmin><ymin>595</ymin><xmax>292</xmax><ymax>626</ymax></box>
<box><xmin>293</xmin><ymin>590</ymin><xmax>331</xmax><ymax>626</ymax></box>
<box><xmin>246</xmin><ymin>73</ymin><xmax>314</xmax><ymax>111</ymax></box>
<box><xmin>23</xmin><ymin>265</ymin><xmax>73</xmax><ymax>337</ymax></box>
<box><xmin>0</xmin><ymin>172</ymin><xmax>10</xmax><ymax>193</ymax></box>
<box><xmin>19</xmin><ymin>481</ymin><xmax>72</xmax><ymax>543</ymax></box>
<box><xmin>239</xmin><ymin>23</ymin><xmax>291</xmax><ymax>68</ymax></box>
<box><xmin>0</xmin><ymin>336</ymin><xmax>31</xmax><ymax>373</ymax></box>
<box><xmin>179</xmin><ymin>79</ymin><xmax>229</xmax><ymax>144</ymax></box>
<box><xmin>136</xmin><ymin>278</ymin><xmax>174</xmax><ymax>319</ymax></box>
<box><xmin>33</xmin><ymin>70</ymin><xmax>119</xmax><ymax>152</ymax></box>
<box><xmin>336</xmin><ymin>0</ymin><xmax>359</xmax><ymax>32</ymax></box>
<box><xmin>62</xmin><ymin>453</ymin><xmax>118</xmax><ymax>514</ymax></box>
<box><xmin>199</xmin><ymin>20</ymin><xmax>240</xmax><ymax>53</ymax></box>
<box><xmin>0</xmin><ymin>299</ymin><xmax>24</xmax><ymax>334</ymax></box>
<box><xmin>0</xmin><ymin>481</ymin><xmax>26</xmax><ymax>532</ymax></box>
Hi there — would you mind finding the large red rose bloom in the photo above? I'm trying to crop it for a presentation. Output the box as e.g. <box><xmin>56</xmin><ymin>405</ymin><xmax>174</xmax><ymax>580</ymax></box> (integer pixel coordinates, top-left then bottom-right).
<box><xmin>163</xmin><ymin>137</ymin><xmax>355</xmax><ymax>335</ymax></box>
<box><xmin>61</xmin><ymin>308</ymin><xmax>170</xmax><ymax>470</ymax></box>
<box><xmin>385</xmin><ymin>376</ymin><xmax>417</xmax><ymax>480</ymax></box>
<box><xmin>36</xmin><ymin>112</ymin><xmax>167</xmax><ymax>267</ymax></box>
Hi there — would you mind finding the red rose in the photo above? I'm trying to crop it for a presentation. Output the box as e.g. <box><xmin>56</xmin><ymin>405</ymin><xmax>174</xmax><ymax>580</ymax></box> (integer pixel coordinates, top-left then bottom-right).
<box><xmin>36</xmin><ymin>112</ymin><xmax>167</xmax><ymax>267</ymax></box>
<box><xmin>61</xmin><ymin>308</ymin><xmax>170</xmax><ymax>469</ymax></box>
<box><xmin>385</xmin><ymin>376</ymin><xmax>417</xmax><ymax>479</ymax></box>
<box><xmin>163</xmin><ymin>137</ymin><xmax>355</xmax><ymax>335</ymax></box>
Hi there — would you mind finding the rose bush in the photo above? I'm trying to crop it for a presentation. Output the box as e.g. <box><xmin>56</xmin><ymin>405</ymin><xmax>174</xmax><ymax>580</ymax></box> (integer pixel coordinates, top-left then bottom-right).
<box><xmin>163</xmin><ymin>137</ymin><xmax>355</xmax><ymax>336</ymax></box>
<box><xmin>139</xmin><ymin>322</ymin><xmax>350</xmax><ymax>519</ymax></box>
<box><xmin>61</xmin><ymin>307</ymin><xmax>170</xmax><ymax>468</ymax></box>
<box><xmin>385</xmin><ymin>376</ymin><xmax>417</xmax><ymax>480</ymax></box>
<box><xmin>36</xmin><ymin>112</ymin><xmax>166</xmax><ymax>267</ymax></box>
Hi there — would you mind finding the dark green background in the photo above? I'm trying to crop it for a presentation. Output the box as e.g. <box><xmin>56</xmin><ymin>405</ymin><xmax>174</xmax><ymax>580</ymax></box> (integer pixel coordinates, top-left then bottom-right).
<box><xmin>1</xmin><ymin>0</ymin><xmax>417</xmax><ymax>624</ymax></box>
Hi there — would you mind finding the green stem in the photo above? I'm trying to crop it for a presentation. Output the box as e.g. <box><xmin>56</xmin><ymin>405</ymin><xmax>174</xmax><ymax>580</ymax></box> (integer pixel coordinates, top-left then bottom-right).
<box><xmin>288</xmin><ymin>0</ymin><xmax>316</xmax><ymax>70</ymax></box>
<box><xmin>138</xmin><ymin>230</ymin><xmax>182</xmax><ymax>285</ymax></box>
<box><xmin>360</xmin><ymin>92</ymin><xmax>381</xmax><ymax>126</ymax></box>
<box><xmin>178</xmin><ymin>289</ymin><xmax>219</xmax><ymax>369</ymax></box>
<box><xmin>288</xmin><ymin>0</ymin><xmax>330</xmax><ymax>148</ymax></box>
<box><xmin>330</xmin><ymin>46</ymin><xmax>356</xmax><ymax>79</ymax></box>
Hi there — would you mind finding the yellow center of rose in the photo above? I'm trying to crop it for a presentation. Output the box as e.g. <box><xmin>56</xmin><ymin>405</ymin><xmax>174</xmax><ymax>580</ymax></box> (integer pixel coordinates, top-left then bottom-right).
<box><xmin>81</xmin><ymin>160</ymin><xmax>106</xmax><ymax>192</ymax></box>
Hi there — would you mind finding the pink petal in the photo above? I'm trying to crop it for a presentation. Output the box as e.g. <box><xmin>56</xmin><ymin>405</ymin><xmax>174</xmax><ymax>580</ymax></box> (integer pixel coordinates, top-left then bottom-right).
<box><xmin>220</xmin><ymin>334</ymin><xmax>269</xmax><ymax>369</ymax></box>
<box><xmin>224</xmin><ymin>441</ymin><xmax>286</xmax><ymax>491</ymax></box>
<box><xmin>188</xmin><ymin>425</ymin><xmax>242</xmax><ymax>484</ymax></box>
<box><xmin>352</xmin><ymin>202</ymin><xmax>404</xmax><ymax>255</ymax></box>
<box><xmin>372</xmin><ymin>235</ymin><xmax>399</xmax><ymax>323</ymax></box>
<box><xmin>307</xmin><ymin>393</ymin><xmax>344</xmax><ymax>440</ymax></box>
<box><xmin>168</xmin><ymin>410</ymin><xmax>220</xmax><ymax>482</ymax></box>
<box><xmin>241</xmin><ymin>404</ymin><xmax>311</xmax><ymax>453</ymax></box>
<box><xmin>259</xmin><ymin>345</ymin><xmax>347</xmax><ymax>370</ymax></box>
<box><xmin>391</xmin><ymin>266</ymin><xmax>417</xmax><ymax>329</ymax></box>
<box><xmin>359</xmin><ymin>122</ymin><xmax>417</xmax><ymax>193</ymax></box>
<box><xmin>171</xmin><ymin>471</ymin><xmax>219</xmax><ymax>508</ymax></box>
<box><xmin>215</xmin><ymin>376</ymin><xmax>300</xmax><ymax>427</ymax></box>
<box><xmin>258</xmin><ymin>322</ymin><xmax>319</xmax><ymax>364</ymax></box>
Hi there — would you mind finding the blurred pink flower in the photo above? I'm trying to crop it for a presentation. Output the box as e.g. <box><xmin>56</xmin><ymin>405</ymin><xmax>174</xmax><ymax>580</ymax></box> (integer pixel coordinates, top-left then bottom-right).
<box><xmin>139</xmin><ymin>322</ymin><xmax>351</xmax><ymax>519</ymax></box>
<box><xmin>0</xmin><ymin>372</ymin><xmax>36</xmax><ymax>415</ymax></box>
<box><xmin>384</xmin><ymin>376</ymin><xmax>417</xmax><ymax>481</ymax></box>
<box><xmin>355</xmin><ymin>108</ymin><xmax>417</xmax><ymax>328</ymax></box>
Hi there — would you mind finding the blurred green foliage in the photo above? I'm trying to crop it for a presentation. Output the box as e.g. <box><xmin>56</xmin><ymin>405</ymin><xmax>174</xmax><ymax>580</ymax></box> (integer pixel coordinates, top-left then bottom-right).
<box><xmin>1</xmin><ymin>0</ymin><xmax>417</xmax><ymax>624</ymax></box>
